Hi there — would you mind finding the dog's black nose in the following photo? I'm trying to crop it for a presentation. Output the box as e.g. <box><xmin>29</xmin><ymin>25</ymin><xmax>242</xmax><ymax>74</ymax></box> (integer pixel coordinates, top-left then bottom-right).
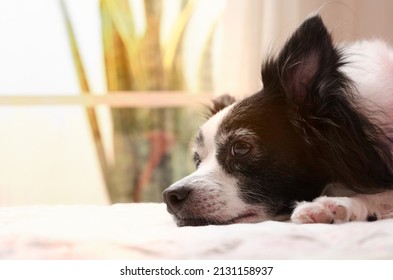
<box><xmin>162</xmin><ymin>186</ymin><xmax>191</xmax><ymax>214</ymax></box>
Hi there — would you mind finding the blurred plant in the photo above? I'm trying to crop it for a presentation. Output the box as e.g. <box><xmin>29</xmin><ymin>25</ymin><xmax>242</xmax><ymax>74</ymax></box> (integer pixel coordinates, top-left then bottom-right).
<box><xmin>62</xmin><ymin>0</ymin><xmax>216</xmax><ymax>203</ymax></box>
<box><xmin>100</xmin><ymin>0</ymin><xmax>199</xmax><ymax>203</ymax></box>
<box><xmin>101</xmin><ymin>0</ymin><xmax>195</xmax><ymax>90</ymax></box>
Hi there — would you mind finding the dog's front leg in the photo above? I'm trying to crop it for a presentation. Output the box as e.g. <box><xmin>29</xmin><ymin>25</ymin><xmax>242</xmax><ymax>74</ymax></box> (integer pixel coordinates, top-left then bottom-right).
<box><xmin>290</xmin><ymin>191</ymin><xmax>393</xmax><ymax>224</ymax></box>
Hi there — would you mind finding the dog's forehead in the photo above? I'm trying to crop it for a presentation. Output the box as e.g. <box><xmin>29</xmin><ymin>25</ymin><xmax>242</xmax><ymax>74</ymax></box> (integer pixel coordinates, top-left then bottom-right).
<box><xmin>198</xmin><ymin>104</ymin><xmax>235</xmax><ymax>149</ymax></box>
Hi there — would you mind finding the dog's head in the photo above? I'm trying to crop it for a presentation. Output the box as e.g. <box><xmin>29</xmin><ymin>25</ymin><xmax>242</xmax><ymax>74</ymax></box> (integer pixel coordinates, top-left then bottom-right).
<box><xmin>163</xmin><ymin>15</ymin><xmax>393</xmax><ymax>226</ymax></box>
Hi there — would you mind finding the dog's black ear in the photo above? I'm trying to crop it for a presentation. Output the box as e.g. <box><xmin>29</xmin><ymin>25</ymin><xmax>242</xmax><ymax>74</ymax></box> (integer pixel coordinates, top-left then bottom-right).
<box><xmin>262</xmin><ymin>15</ymin><xmax>341</xmax><ymax>107</ymax></box>
<box><xmin>208</xmin><ymin>94</ymin><xmax>236</xmax><ymax>116</ymax></box>
<box><xmin>262</xmin><ymin>15</ymin><xmax>393</xmax><ymax>193</ymax></box>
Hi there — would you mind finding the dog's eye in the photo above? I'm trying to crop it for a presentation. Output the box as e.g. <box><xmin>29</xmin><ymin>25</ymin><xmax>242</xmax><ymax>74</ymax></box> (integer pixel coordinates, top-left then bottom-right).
<box><xmin>193</xmin><ymin>152</ymin><xmax>201</xmax><ymax>168</ymax></box>
<box><xmin>231</xmin><ymin>141</ymin><xmax>252</xmax><ymax>156</ymax></box>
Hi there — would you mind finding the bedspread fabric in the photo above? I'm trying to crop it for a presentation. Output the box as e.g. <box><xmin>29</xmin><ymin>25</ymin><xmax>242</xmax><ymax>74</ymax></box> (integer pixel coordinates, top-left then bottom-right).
<box><xmin>0</xmin><ymin>203</ymin><xmax>392</xmax><ymax>259</ymax></box>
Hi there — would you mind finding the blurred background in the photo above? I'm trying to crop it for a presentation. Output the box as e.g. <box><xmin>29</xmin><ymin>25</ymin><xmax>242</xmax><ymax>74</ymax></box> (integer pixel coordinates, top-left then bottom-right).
<box><xmin>0</xmin><ymin>0</ymin><xmax>392</xmax><ymax>206</ymax></box>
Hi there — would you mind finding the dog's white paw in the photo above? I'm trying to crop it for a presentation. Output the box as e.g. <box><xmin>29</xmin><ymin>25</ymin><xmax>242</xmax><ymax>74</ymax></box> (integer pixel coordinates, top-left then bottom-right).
<box><xmin>291</xmin><ymin>196</ymin><xmax>355</xmax><ymax>224</ymax></box>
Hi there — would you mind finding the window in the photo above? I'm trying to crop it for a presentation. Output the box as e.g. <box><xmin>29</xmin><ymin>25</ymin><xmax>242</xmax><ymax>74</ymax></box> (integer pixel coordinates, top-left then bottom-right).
<box><xmin>0</xmin><ymin>0</ymin><xmax>224</xmax><ymax>205</ymax></box>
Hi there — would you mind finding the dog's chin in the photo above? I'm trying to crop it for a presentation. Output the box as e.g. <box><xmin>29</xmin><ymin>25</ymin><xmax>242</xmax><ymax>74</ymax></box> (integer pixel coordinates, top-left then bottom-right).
<box><xmin>175</xmin><ymin>211</ymin><xmax>264</xmax><ymax>227</ymax></box>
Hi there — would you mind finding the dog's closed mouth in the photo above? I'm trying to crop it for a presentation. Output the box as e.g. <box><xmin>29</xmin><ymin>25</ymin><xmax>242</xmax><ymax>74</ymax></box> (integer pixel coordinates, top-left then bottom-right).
<box><xmin>228</xmin><ymin>211</ymin><xmax>258</xmax><ymax>223</ymax></box>
<box><xmin>177</xmin><ymin>211</ymin><xmax>257</xmax><ymax>227</ymax></box>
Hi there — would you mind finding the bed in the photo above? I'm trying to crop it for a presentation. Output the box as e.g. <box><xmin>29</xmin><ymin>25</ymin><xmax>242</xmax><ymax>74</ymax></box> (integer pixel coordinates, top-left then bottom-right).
<box><xmin>1</xmin><ymin>203</ymin><xmax>393</xmax><ymax>259</ymax></box>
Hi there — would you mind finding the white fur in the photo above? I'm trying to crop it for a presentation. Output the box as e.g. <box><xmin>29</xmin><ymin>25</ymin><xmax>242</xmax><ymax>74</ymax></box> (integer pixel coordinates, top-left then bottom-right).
<box><xmin>341</xmin><ymin>40</ymin><xmax>393</xmax><ymax>121</ymax></box>
<box><xmin>196</xmin><ymin>104</ymin><xmax>235</xmax><ymax>159</ymax></box>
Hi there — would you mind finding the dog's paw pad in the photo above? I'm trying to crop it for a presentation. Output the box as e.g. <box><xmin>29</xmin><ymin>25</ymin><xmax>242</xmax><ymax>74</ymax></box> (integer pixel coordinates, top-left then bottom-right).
<box><xmin>291</xmin><ymin>198</ymin><xmax>350</xmax><ymax>224</ymax></box>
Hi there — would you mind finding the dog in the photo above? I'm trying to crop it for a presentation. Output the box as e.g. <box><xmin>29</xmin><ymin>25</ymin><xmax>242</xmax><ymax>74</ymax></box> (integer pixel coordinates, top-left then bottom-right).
<box><xmin>163</xmin><ymin>14</ymin><xmax>393</xmax><ymax>226</ymax></box>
